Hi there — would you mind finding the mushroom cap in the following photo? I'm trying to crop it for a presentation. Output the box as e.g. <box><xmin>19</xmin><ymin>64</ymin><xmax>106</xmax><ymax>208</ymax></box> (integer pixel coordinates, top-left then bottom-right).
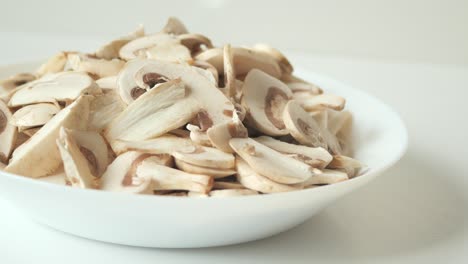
<box><xmin>11</xmin><ymin>103</ymin><xmax>60</xmax><ymax>128</ymax></box>
<box><xmin>95</xmin><ymin>25</ymin><xmax>145</xmax><ymax>60</ymax></box>
<box><xmin>137</xmin><ymin>159</ymin><xmax>213</xmax><ymax>193</ymax></box>
<box><xmin>236</xmin><ymin>157</ymin><xmax>300</xmax><ymax>193</ymax></box>
<box><xmin>174</xmin><ymin>158</ymin><xmax>236</xmax><ymax>178</ymax></box>
<box><xmin>8</xmin><ymin>72</ymin><xmax>100</xmax><ymax>107</ymax></box>
<box><xmin>68</xmin><ymin>53</ymin><xmax>125</xmax><ymax>79</ymax></box>
<box><xmin>172</xmin><ymin>145</ymin><xmax>235</xmax><ymax>169</ymax></box>
<box><xmin>254</xmin><ymin>136</ymin><xmax>332</xmax><ymax>169</ymax></box>
<box><xmin>241</xmin><ymin>69</ymin><xmax>293</xmax><ymax>136</ymax></box>
<box><xmin>209</xmin><ymin>189</ymin><xmax>258</xmax><ymax>197</ymax></box>
<box><xmin>100</xmin><ymin>151</ymin><xmax>154</xmax><ymax>194</ymax></box>
<box><xmin>229</xmin><ymin>137</ymin><xmax>314</xmax><ymax>184</ymax></box>
<box><xmin>88</xmin><ymin>91</ymin><xmax>126</xmax><ymax>132</ymax></box>
<box><xmin>0</xmin><ymin>100</ymin><xmax>17</xmax><ymax>163</ymax></box>
<box><xmin>5</xmin><ymin>95</ymin><xmax>91</xmax><ymax>177</ymax></box>
<box><xmin>195</xmin><ymin>47</ymin><xmax>282</xmax><ymax>79</ymax></box>
<box><xmin>56</xmin><ymin>127</ymin><xmax>98</xmax><ymax>189</ymax></box>
<box><xmin>105</xmin><ymin>79</ymin><xmax>201</xmax><ymax>148</ymax></box>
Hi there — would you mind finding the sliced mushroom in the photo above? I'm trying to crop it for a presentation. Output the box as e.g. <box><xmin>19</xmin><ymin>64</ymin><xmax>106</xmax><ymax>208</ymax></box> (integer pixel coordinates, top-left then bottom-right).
<box><xmin>113</xmin><ymin>135</ymin><xmax>194</xmax><ymax>155</ymax></box>
<box><xmin>287</xmin><ymin>82</ymin><xmax>323</xmax><ymax>95</ymax></box>
<box><xmin>236</xmin><ymin>158</ymin><xmax>300</xmax><ymax>193</ymax></box>
<box><xmin>254</xmin><ymin>136</ymin><xmax>332</xmax><ymax>169</ymax></box>
<box><xmin>37</xmin><ymin>167</ymin><xmax>66</xmax><ymax>185</ymax></box>
<box><xmin>172</xmin><ymin>145</ymin><xmax>235</xmax><ymax>169</ymax></box>
<box><xmin>178</xmin><ymin>33</ymin><xmax>213</xmax><ymax>53</ymax></box>
<box><xmin>88</xmin><ymin>91</ymin><xmax>126</xmax><ymax>132</ymax></box>
<box><xmin>310</xmin><ymin>109</ymin><xmax>328</xmax><ymax>129</ymax></box>
<box><xmin>192</xmin><ymin>60</ymin><xmax>219</xmax><ymax>85</ymax></box>
<box><xmin>195</xmin><ymin>47</ymin><xmax>282</xmax><ymax>79</ymax></box>
<box><xmin>130</xmin><ymin>59</ymin><xmax>235</xmax><ymax>126</ymax></box>
<box><xmin>161</xmin><ymin>17</ymin><xmax>189</xmax><ymax>35</ymax></box>
<box><xmin>296</xmin><ymin>94</ymin><xmax>346</xmax><ymax>112</ymax></box>
<box><xmin>283</xmin><ymin>100</ymin><xmax>341</xmax><ymax>154</ymax></box>
<box><xmin>213</xmin><ymin>181</ymin><xmax>246</xmax><ymax>190</ymax></box>
<box><xmin>292</xmin><ymin>169</ymin><xmax>348</xmax><ymax>187</ymax></box>
<box><xmin>56</xmin><ymin>128</ymin><xmax>98</xmax><ymax>188</ymax></box>
<box><xmin>105</xmin><ymin>79</ymin><xmax>201</xmax><ymax>149</ymax></box>
<box><xmin>241</xmin><ymin>69</ymin><xmax>292</xmax><ymax>136</ymax></box>
<box><xmin>36</xmin><ymin>52</ymin><xmax>68</xmax><ymax>77</ymax></box>
<box><xmin>222</xmin><ymin>44</ymin><xmax>236</xmax><ymax>97</ymax></box>
<box><xmin>0</xmin><ymin>100</ymin><xmax>17</xmax><ymax>163</ymax></box>
<box><xmin>206</xmin><ymin>112</ymin><xmax>248</xmax><ymax>153</ymax></box>
<box><xmin>328</xmin><ymin>155</ymin><xmax>363</xmax><ymax>170</ymax></box>
<box><xmin>95</xmin><ymin>76</ymin><xmax>117</xmax><ymax>90</ymax></box>
<box><xmin>21</xmin><ymin>127</ymin><xmax>40</xmax><ymax>137</ymax></box>
<box><xmin>209</xmin><ymin>189</ymin><xmax>258</xmax><ymax>197</ymax></box>
<box><xmin>119</xmin><ymin>33</ymin><xmax>191</xmax><ymax>62</ymax></box>
<box><xmin>187</xmin><ymin>124</ymin><xmax>213</xmax><ymax>147</ymax></box>
<box><xmin>95</xmin><ymin>25</ymin><xmax>145</xmax><ymax>60</ymax></box>
<box><xmin>5</xmin><ymin>95</ymin><xmax>91</xmax><ymax>177</ymax></box>
<box><xmin>67</xmin><ymin>53</ymin><xmax>125</xmax><ymax>78</ymax></box>
<box><xmin>252</xmin><ymin>43</ymin><xmax>293</xmax><ymax>75</ymax></box>
<box><xmin>229</xmin><ymin>138</ymin><xmax>314</xmax><ymax>184</ymax></box>
<box><xmin>0</xmin><ymin>73</ymin><xmax>36</xmax><ymax>101</ymax></box>
<box><xmin>8</xmin><ymin>72</ymin><xmax>100</xmax><ymax>107</ymax></box>
<box><xmin>174</xmin><ymin>158</ymin><xmax>236</xmax><ymax>178</ymax></box>
<box><xmin>100</xmin><ymin>151</ymin><xmax>154</xmax><ymax>194</ymax></box>
<box><xmin>328</xmin><ymin>110</ymin><xmax>352</xmax><ymax>136</ymax></box>
<box><xmin>11</xmin><ymin>103</ymin><xmax>60</xmax><ymax>129</ymax></box>
<box><xmin>137</xmin><ymin>159</ymin><xmax>213</xmax><ymax>193</ymax></box>
<box><xmin>169</xmin><ymin>128</ymin><xmax>190</xmax><ymax>138</ymax></box>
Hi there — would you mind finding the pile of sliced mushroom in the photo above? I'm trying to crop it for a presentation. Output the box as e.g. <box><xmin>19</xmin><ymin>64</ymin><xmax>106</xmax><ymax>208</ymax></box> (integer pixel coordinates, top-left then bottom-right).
<box><xmin>0</xmin><ymin>17</ymin><xmax>365</xmax><ymax>197</ymax></box>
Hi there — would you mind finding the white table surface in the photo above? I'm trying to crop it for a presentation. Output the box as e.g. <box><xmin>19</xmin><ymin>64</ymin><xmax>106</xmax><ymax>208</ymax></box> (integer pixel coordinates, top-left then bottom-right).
<box><xmin>0</xmin><ymin>34</ymin><xmax>467</xmax><ymax>264</ymax></box>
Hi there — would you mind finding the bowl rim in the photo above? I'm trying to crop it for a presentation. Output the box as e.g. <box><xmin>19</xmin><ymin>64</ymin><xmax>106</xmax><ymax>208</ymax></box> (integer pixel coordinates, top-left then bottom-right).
<box><xmin>0</xmin><ymin>61</ymin><xmax>408</xmax><ymax>202</ymax></box>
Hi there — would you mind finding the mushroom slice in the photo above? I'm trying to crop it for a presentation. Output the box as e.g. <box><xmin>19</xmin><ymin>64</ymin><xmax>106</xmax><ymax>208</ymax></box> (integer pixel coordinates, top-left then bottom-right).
<box><xmin>8</xmin><ymin>72</ymin><xmax>100</xmax><ymax>107</ymax></box>
<box><xmin>96</xmin><ymin>76</ymin><xmax>117</xmax><ymax>90</ymax></box>
<box><xmin>131</xmin><ymin>59</ymin><xmax>235</xmax><ymax>126</ymax></box>
<box><xmin>37</xmin><ymin>167</ymin><xmax>66</xmax><ymax>185</ymax></box>
<box><xmin>5</xmin><ymin>95</ymin><xmax>91</xmax><ymax>177</ymax></box>
<box><xmin>169</xmin><ymin>128</ymin><xmax>190</xmax><ymax>138</ymax></box>
<box><xmin>67</xmin><ymin>53</ymin><xmax>125</xmax><ymax>78</ymax></box>
<box><xmin>241</xmin><ymin>69</ymin><xmax>292</xmax><ymax>136</ymax></box>
<box><xmin>113</xmin><ymin>136</ymin><xmax>194</xmax><ymax>155</ymax></box>
<box><xmin>297</xmin><ymin>94</ymin><xmax>346</xmax><ymax>112</ymax></box>
<box><xmin>11</xmin><ymin>103</ymin><xmax>60</xmax><ymax>129</ymax></box>
<box><xmin>236</xmin><ymin>158</ymin><xmax>300</xmax><ymax>193</ymax></box>
<box><xmin>178</xmin><ymin>33</ymin><xmax>213</xmax><ymax>53</ymax></box>
<box><xmin>283</xmin><ymin>100</ymin><xmax>342</xmax><ymax>154</ymax></box>
<box><xmin>222</xmin><ymin>44</ymin><xmax>236</xmax><ymax>97</ymax></box>
<box><xmin>310</xmin><ymin>110</ymin><xmax>328</xmax><ymax>129</ymax></box>
<box><xmin>328</xmin><ymin>110</ymin><xmax>352</xmax><ymax>136</ymax></box>
<box><xmin>252</xmin><ymin>44</ymin><xmax>293</xmax><ymax>75</ymax></box>
<box><xmin>192</xmin><ymin>60</ymin><xmax>219</xmax><ymax>85</ymax></box>
<box><xmin>0</xmin><ymin>73</ymin><xmax>36</xmax><ymax>101</ymax></box>
<box><xmin>0</xmin><ymin>100</ymin><xmax>17</xmax><ymax>163</ymax></box>
<box><xmin>36</xmin><ymin>52</ymin><xmax>68</xmax><ymax>77</ymax></box>
<box><xmin>64</xmin><ymin>129</ymin><xmax>109</xmax><ymax>177</ymax></box>
<box><xmin>287</xmin><ymin>82</ymin><xmax>323</xmax><ymax>95</ymax></box>
<box><xmin>213</xmin><ymin>181</ymin><xmax>245</xmax><ymax>190</ymax></box>
<box><xmin>88</xmin><ymin>91</ymin><xmax>126</xmax><ymax>132</ymax></box>
<box><xmin>21</xmin><ymin>127</ymin><xmax>40</xmax><ymax>137</ymax></box>
<box><xmin>161</xmin><ymin>17</ymin><xmax>189</xmax><ymax>35</ymax></box>
<box><xmin>229</xmin><ymin>138</ymin><xmax>314</xmax><ymax>184</ymax></box>
<box><xmin>174</xmin><ymin>158</ymin><xmax>236</xmax><ymax>178</ymax></box>
<box><xmin>187</xmin><ymin>124</ymin><xmax>213</xmax><ymax>147</ymax></box>
<box><xmin>95</xmin><ymin>25</ymin><xmax>145</xmax><ymax>60</ymax></box>
<box><xmin>105</xmin><ymin>79</ymin><xmax>201</xmax><ymax>148</ymax></box>
<box><xmin>209</xmin><ymin>189</ymin><xmax>258</xmax><ymax>197</ymax></box>
<box><xmin>137</xmin><ymin>160</ymin><xmax>213</xmax><ymax>193</ymax></box>
<box><xmin>119</xmin><ymin>33</ymin><xmax>191</xmax><ymax>62</ymax></box>
<box><xmin>206</xmin><ymin>113</ymin><xmax>248</xmax><ymax>153</ymax></box>
<box><xmin>100</xmin><ymin>151</ymin><xmax>154</xmax><ymax>194</ymax></box>
<box><xmin>195</xmin><ymin>47</ymin><xmax>282</xmax><ymax>79</ymax></box>
<box><xmin>328</xmin><ymin>155</ymin><xmax>363</xmax><ymax>170</ymax></box>
<box><xmin>254</xmin><ymin>136</ymin><xmax>332</xmax><ymax>169</ymax></box>
<box><xmin>292</xmin><ymin>169</ymin><xmax>348</xmax><ymax>187</ymax></box>
<box><xmin>172</xmin><ymin>145</ymin><xmax>235</xmax><ymax>169</ymax></box>
<box><xmin>56</xmin><ymin>128</ymin><xmax>98</xmax><ymax>188</ymax></box>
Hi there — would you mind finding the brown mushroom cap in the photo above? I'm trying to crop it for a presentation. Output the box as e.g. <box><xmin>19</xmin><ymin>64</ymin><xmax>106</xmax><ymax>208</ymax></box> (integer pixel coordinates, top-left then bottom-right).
<box><xmin>0</xmin><ymin>100</ymin><xmax>17</xmax><ymax>163</ymax></box>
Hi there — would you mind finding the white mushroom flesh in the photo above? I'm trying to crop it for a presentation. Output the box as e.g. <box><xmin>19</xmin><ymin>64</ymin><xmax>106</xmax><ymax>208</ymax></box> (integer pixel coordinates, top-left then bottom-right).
<box><xmin>11</xmin><ymin>103</ymin><xmax>60</xmax><ymax>128</ymax></box>
<box><xmin>0</xmin><ymin>100</ymin><xmax>17</xmax><ymax>163</ymax></box>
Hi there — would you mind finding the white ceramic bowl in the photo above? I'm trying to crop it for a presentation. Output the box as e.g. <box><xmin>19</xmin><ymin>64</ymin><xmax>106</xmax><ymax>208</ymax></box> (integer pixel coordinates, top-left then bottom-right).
<box><xmin>0</xmin><ymin>62</ymin><xmax>408</xmax><ymax>248</ymax></box>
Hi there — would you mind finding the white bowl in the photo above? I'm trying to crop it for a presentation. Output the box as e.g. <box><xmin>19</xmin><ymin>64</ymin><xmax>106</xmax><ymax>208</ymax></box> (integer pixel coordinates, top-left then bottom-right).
<box><xmin>0</xmin><ymin>62</ymin><xmax>408</xmax><ymax>248</ymax></box>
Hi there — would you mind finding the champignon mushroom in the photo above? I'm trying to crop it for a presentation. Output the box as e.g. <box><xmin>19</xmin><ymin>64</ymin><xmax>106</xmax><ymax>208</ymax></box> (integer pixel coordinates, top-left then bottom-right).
<box><xmin>178</xmin><ymin>33</ymin><xmax>213</xmax><ymax>53</ymax></box>
<box><xmin>229</xmin><ymin>138</ymin><xmax>315</xmax><ymax>184</ymax></box>
<box><xmin>35</xmin><ymin>52</ymin><xmax>68</xmax><ymax>77</ymax></box>
<box><xmin>0</xmin><ymin>100</ymin><xmax>17</xmax><ymax>163</ymax></box>
<box><xmin>172</xmin><ymin>145</ymin><xmax>235</xmax><ymax>169</ymax></box>
<box><xmin>310</xmin><ymin>109</ymin><xmax>328</xmax><ymax>129</ymax></box>
<box><xmin>119</xmin><ymin>33</ymin><xmax>191</xmax><ymax>62</ymax></box>
<box><xmin>241</xmin><ymin>69</ymin><xmax>292</xmax><ymax>136</ymax></box>
<box><xmin>206</xmin><ymin>112</ymin><xmax>248</xmax><ymax>153</ymax></box>
<box><xmin>95</xmin><ymin>76</ymin><xmax>118</xmax><ymax>90</ymax></box>
<box><xmin>283</xmin><ymin>100</ymin><xmax>342</xmax><ymax>154</ymax></box>
<box><xmin>327</xmin><ymin>110</ymin><xmax>352</xmax><ymax>136</ymax></box>
<box><xmin>105</xmin><ymin>79</ymin><xmax>201</xmax><ymax>150</ymax></box>
<box><xmin>187</xmin><ymin>124</ymin><xmax>213</xmax><ymax>147</ymax></box>
<box><xmin>8</xmin><ymin>72</ymin><xmax>101</xmax><ymax>107</ymax></box>
<box><xmin>67</xmin><ymin>53</ymin><xmax>125</xmax><ymax>79</ymax></box>
<box><xmin>287</xmin><ymin>82</ymin><xmax>323</xmax><ymax>95</ymax></box>
<box><xmin>0</xmin><ymin>73</ymin><xmax>36</xmax><ymax>101</ymax></box>
<box><xmin>209</xmin><ymin>189</ymin><xmax>258</xmax><ymax>197</ymax></box>
<box><xmin>56</xmin><ymin>127</ymin><xmax>99</xmax><ymax>188</ymax></box>
<box><xmin>88</xmin><ymin>91</ymin><xmax>126</xmax><ymax>132</ymax></box>
<box><xmin>174</xmin><ymin>158</ymin><xmax>236</xmax><ymax>178</ymax></box>
<box><xmin>112</xmin><ymin>135</ymin><xmax>194</xmax><ymax>155</ymax></box>
<box><xmin>296</xmin><ymin>94</ymin><xmax>346</xmax><ymax>112</ymax></box>
<box><xmin>137</xmin><ymin>159</ymin><xmax>213</xmax><ymax>193</ymax></box>
<box><xmin>195</xmin><ymin>47</ymin><xmax>282</xmax><ymax>79</ymax></box>
<box><xmin>5</xmin><ymin>95</ymin><xmax>91</xmax><ymax>177</ymax></box>
<box><xmin>328</xmin><ymin>155</ymin><xmax>363</xmax><ymax>170</ymax></box>
<box><xmin>254</xmin><ymin>136</ymin><xmax>332</xmax><ymax>169</ymax></box>
<box><xmin>192</xmin><ymin>60</ymin><xmax>219</xmax><ymax>85</ymax></box>
<box><xmin>292</xmin><ymin>169</ymin><xmax>348</xmax><ymax>187</ymax></box>
<box><xmin>236</xmin><ymin>158</ymin><xmax>300</xmax><ymax>193</ymax></box>
<box><xmin>161</xmin><ymin>17</ymin><xmax>189</xmax><ymax>35</ymax></box>
<box><xmin>251</xmin><ymin>43</ymin><xmax>293</xmax><ymax>75</ymax></box>
<box><xmin>11</xmin><ymin>103</ymin><xmax>61</xmax><ymax>130</ymax></box>
<box><xmin>100</xmin><ymin>151</ymin><xmax>154</xmax><ymax>194</ymax></box>
<box><xmin>95</xmin><ymin>25</ymin><xmax>145</xmax><ymax>60</ymax></box>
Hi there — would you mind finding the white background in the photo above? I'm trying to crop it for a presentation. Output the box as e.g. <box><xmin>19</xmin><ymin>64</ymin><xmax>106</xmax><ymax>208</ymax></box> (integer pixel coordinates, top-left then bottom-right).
<box><xmin>1</xmin><ymin>1</ymin><xmax>467</xmax><ymax>263</ymax></box>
